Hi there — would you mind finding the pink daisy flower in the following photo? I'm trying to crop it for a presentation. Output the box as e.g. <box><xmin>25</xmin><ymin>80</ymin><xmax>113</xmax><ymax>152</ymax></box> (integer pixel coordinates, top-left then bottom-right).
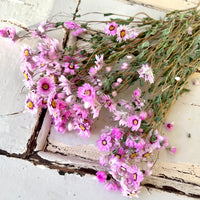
<box><xmin>165</xmin><ymin>121</ymin><xmax>174</xmax><ymax>131</ymax></box>
<box><xmin>169</xmin><ymin>146</ymin><xmax>177</xmax><ymax>154</ymax></box>
<box><xmin>111</xmin><ymin>127</ymin><xmax>123</xmax><ymax>140</ymax></box>
<box><xmin>96</xmin><ymin>171</ymin><xmax>107</xmax><ymax>183</ymax></box>
<box><xmin>97</xmin><ymin>134</ymin><xmax>112</xmax><ymax>152</ymax></box>
<box><xmin>73</xmin><ymin>28</ymin><xmax>86</xmax><ymax>36</ymax></box>
<box><xmin>130</xmin><ymin>166</ymin><xmax>144</xmax><ymax>186</ymax></box>
<box><xmin>117</xmin><ymin>25</ymin><xmax>130</xmax><ymax>42</ymax></box>
<box><xmin>37</xmin><ymin>76</ymin><xmax>56</xmax><ymax>96</ymax></box>
<box><xmin>63</xmin><ymin>62</ymin><xmax>78</xmax><ymax>75</ymax></box>
<box><xmin>0</xmin><ymin>27</ymin><xmax>16</xmax><ymax>41</ymax></box>
<box><xmin>104</xmin><ymin>22</ymin><xmax>118</xmax><ymax>36</ymax></box>
<box><xmin>121</xmin><ymin>62</ymin><xmax>129</xmax><ymax>70</ymax></box>
<box><xmin>95</xmin><ymin>54</ymin><xmax>104</xmax><ymax>70</ymax></box>
<box><xmin>127</xmin><ymin>115</ymin><xmax>141</xmax><ymax>131</ymax></box>
<box><xmin>77</xmin><ymin>83</ymin><xmax>96</xmax><ymax>102</ymax></box>
<box><xmin>64</xmin><ymin>21</ymin><xmax>80</xmax><ymax>29</ymax></box>
<box><xmin>59</xmin><ymin>75</ymin><xmax>71</xmax><ymax>95</ymax></box>
<box><xmin>139</xmin><ymin>111</ymin><xmax>147</xmax><ymax>120</ymax></box>
<box><xmin>101</xmin><ymin>95</ymin><xmax>116</xmax><ymax>112</ymax></box>
<box><xmin>137</xmin><ymin>64</ymin><xmax>154</xmax><ymax>84</ymax></box>
<box><xmin>75</xmin><ymin>118</ymin><xmax>92</xmax><ymax>138</ymax></box>
<box><xmin>105</xmin><ymin>181</ymin><xmax>119</xmax><ymax>191</ymax></box>
<box><xmin>133</xmin><ymin>88</ymin><xmax>141</xmax><ymax>98</ymax></box>
<box><xmin>130</xmin><ymin>28</ymin><xmax>139</xmax><ymax>39</ymax></box>
<box><xmin>25</xmin><ymin>93</ymin><xmax>38</xmax><ymax>114</ymax></box>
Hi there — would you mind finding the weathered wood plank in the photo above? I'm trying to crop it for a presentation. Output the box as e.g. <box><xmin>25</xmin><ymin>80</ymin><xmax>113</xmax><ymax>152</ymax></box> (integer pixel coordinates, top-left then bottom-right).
<box><xmin>119</xmin><ymin>0</ymin><xmax>200</xmax><ymax>11</ymax></box>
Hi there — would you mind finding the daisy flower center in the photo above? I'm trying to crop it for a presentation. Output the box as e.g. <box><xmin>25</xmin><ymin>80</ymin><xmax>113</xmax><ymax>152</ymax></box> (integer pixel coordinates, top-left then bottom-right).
<box><xmin>116</xmin><ymin>154</ymin><xmax>121</xmax><ymax>159</ymax></box>
<box><xmin>23</xmin><ymin>72</ymin><xmax>29</xmax><ymax>80</ymax></box>
<box><xmin>42</xmin><ymin>83</ymin><xmax>49</xmax><ymax>90</ymax></box>
<box><xmin>129</xmin><ymin>192</ymin><xmax>136</xmax><ymax>197</ymax></box>
<box><xmin>24</xmin><ymin>50</ymin><xmax>29</xmax><ymax>57</ymax></box>
<box><xmin>51</xmin><ymin>100</ymin><xmax>56</xmax><ymax>108</ymax></box>
<box><xmin>102</xmin><ymin>140</ymin><xmax>107</xmax><ymax>145</ymax></box>
<box><xmin>6</xmin><ymin>30</ymin><xmax>10</xmax><ymax>35</ymax></box>
<box><xmin>133</xmin><ymin>173</ymin><xmax>137</xmax><ymax>181</ymax></box>
<box><xmin>143</xmin><ymin>152</ymin><xmax>151</xmax><ymax>158</ymax></box>
<box><xmin>79</xmin><ymin>124</ymin><xmax>86</xmax><ymax>131</ymax></box>
<box><xmin>69</xmin><ymin>64</ymin><xmax>74</xmax><ymax>69</ymax></box>
<box><xmin>84</xmin><ymin>89</ymin><xmax>91</xmax><ymax>96</ymax></box>
<box><xmin>42</xmin><ymin>99</ymin><xmax>47</xmax><ymax>105</ymax></box>
<box><xmin>120</xmin><ymin>30</ymin><xmax>126</xmax><ymax>38</ymax></box>
<box><xmin>130</xmin><ymin>152</ymin><xmax>137</xmax><ymax>159</ymax></box>
<box><xmin>167</xmin><ymin>124</ymin><xmax>172</xmax><ymax>128</ymax></box>
<box><xmin>133</xmin><ymin>119</ymin><xmax>138</xmax><ymax>125</ymax></box>
<box><xmin>27</xmin><ymin>100</ymin><xmax>34</xmax><ymax>109</ymax></box>
<box><xmin>109</xmin><ymin>25</ymin><xmax>115</xmax><ymax>31</ymax></box>
<box><xmin>120</xmin><ymin>166</ymin><xmax>127</xmax><ymax>172</ymax></box>
<box><xmin>106</xmin><ymin>100</ymin><xmax>111</xmax><ymax>106</ymax></box>
<box><xmin>41</xmin><ymin>63</ymin><xmax>45</xmax><ymax>67</ymax></box>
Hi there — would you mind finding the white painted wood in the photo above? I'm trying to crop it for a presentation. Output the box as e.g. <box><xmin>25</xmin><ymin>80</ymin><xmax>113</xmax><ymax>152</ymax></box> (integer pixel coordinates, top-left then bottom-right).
<box><xmin>119</xmin><ymin>0</ymin><xmax>200</xmax><ymax>11</ymax></box>
<box><xmin>0</xmin><ymin>155</ymin><xmax>196</xmax><ymax>200</ymax></box>
<box><xmin>0</xmin><ymin>0</ymin><xmax>79</xmax><ymax>154</ymax></box>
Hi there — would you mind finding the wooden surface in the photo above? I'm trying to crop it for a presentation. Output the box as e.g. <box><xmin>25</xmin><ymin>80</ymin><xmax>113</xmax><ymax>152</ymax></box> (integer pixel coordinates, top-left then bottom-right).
<box><xmin>0</xmin><ymin>0</ymin><xmax>200</xmax><ymax>199</ymax></box>
<box><xmin>120</xmin><ymin>0</ymin><xmax>200</xmax><ymax>11</ymax></box>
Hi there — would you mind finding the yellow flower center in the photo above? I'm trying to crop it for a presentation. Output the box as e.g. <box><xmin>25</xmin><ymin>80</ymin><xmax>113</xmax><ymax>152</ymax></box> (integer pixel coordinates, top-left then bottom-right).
<box><xmin>51</xmin><ymin>100</ymin><xmax>56</xmax><ymax>108</ymax></box>
<box><xmin>143</xmin><ymin>152</ymin><xmax>151</xmax><ymax>158</ymax></box>
<box><xmin>116</xmin><ymin>154</ymin><xmax>121</xmax><ymax>159</ymax></box>
<box><xmin>133</xmin><ymin>173</ymin><xmax>137</xmax><ymax>181</ymax></box>
<box><xmin>79</xmin><ymin>124</ymin><xmax>86</xmax><ymax>131</ymax></box>
<box><xmin>69</xmin><ymin>64</ymin><xmax>74</xmax><ymax>69</ymax></box>
<box><xmin>42</xmin><ymin>99</ymin><xmax>47</xmax><ymax>105</ymax></box>
<box><xmin>42</xmin><ymin>83</ymin><xmax>49</xmax><ymax>90</ymax></box>
<box><xmin>109</xmin><ymin>25</ymin><xmax>115</xmax><ymax>31</ymax></box>
<box><xmin>41</xmin><ymin>63</ymin><xmax>45</xmax><ymax>67</ymax></box>
<box><xmin>120</xmin><ymin>30</ymin><xmax>126</xmax><ymax>38</ymax></box>
<box><xmin>27</xmin><ymin>100</ymin><xmax>34</xmax><ymax>109</ymax></box>
<box><xmin>130</xmin><ymin>152</ymin><xmax>137</xmax><ymax>159</ymax></box>
<box><xmin>102</xmin><ymin>140</ymin><xmax>107</xmax><ymax>145</ymax></box>
<box><xmin>84</xmin><ymin>90</ymin><xmax>91</xmax><ymax>96</ymax></box>
<box><xmin>106</xmin><ymin>100</ymin><xmax>111</xmax><ymax>106</ymax></box>
<box><xmin>24</xmin><ymin>72</ymin><xmax>29</xmax><ymax>80</ymax></box>
<box><xmin>24</xmin><ymin>50</ymin><xmax>29</xmax><ymax>57</ymax></box>
<box><xmin>120</xmin><ymin>166</ymin><xmax>126</xmax><ymax>172</ymax></box>
<box><xmin>133</xmin><ymin>119</ymin><xmax>138</xmax><ymax>125</ymax></box>
<box><xmin>129</xmin><ymin>192</ymin><xmax>136</xmax><ymax>197</ymax></box>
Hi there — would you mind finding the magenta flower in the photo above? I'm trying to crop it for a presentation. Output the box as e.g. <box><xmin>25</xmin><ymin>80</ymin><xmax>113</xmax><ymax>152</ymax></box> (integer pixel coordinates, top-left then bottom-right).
<box><xmin>76</xmin><ymin>118</ymin><xmax>92</xmax><ymax>138</ymax></box>
<box><xmin>101</xmin><ymin>95</ymin><xmax>116</xmax><ymax>112</ymax></box>
<box><xmin>63</xmin><ymin>62</ymin><xmax>78</xmax><ymax>75</ymax></box>
<box><xmin>73</xmin><ymin>28</ymin><xmax>86</xmax><ymax>36</ymax></box>
<box><xmin>105</xmin><ymin>182</ymin><xmax>118</xmax><ymax>191</ymax></box>
<box><xmin>97</xmin><ymin>134</ymin><xmax>112</xmax><ymax>152</ymax></box>
<box><xmin>127</xmin><ymin>115</ymin><xmax>141</xmax><ymax>131</ymax></box>
<box><xmin>170</xmin><ymin>146</ymin><xmax>177</xmax><ymax>154</ymax></box>
<box><xmin>96</xmin><ymin>171</ymin><xmax>107</xmax><ymax>183</ymax></box>
<box><xmin>121</xmin><ymin>62</ymin><xmax>129</xmax><ymax>70</ymax></box>
<box><xmin>77</xmin><ymin>83</ymin><xmax>96</xmax><ymax>102</ymax></box>
<box><xmin>130</xmin><ymin>166</ymin><xmax>144</xmax><ymax>186</ymax></box>
<box><xmin>95</xmin><ymin>54</ymin><xmax>104</xmax><ymax>70</ymax></box>
<box><xmin>37</xmin><ymin>76</ymin><xmax>56</xmax><ymax>96</ymax></box>
<box><xmin>0</xmin><ymin>27</ymin><xmax>16</xmax><ymax>41</ymax></box>
<box><xmin>137</xmin><ymin>64</ymin><xmax>154</xmax><ymax>84</ymax></box>
<box><xmin>104</xmin><ymin>22</ymin><xmax>118</xmax><ymax>36</ymax></box>
<box><xmin>139</xmin><ymin>111</ymin><xmax>147</xmax><ymax>120</ymax></box>
<box><xmin>117</xmin><ymin>25</ymin><xmax>130</xmax><ymax>42</ymax></box>
<box><xmin>59</xmin><ymin>75</ymin><xmax>71</xmax><ymax>95</ymax></box>
<box><xmin>130</xmin><ymin>28</ymin><xmax>139</xmax><ymax>39</ymax></box>
<box><xmin>111</xmin><ymin>127</ymin><xmax>123</xmax><ymax>140</ymax></box>
<box><xmin>64</xmin><ymin>21</ymin><xmax>80</xmax><ymax>29</ymax></box>
<box><xmin>165</xmin><ymin>121</ymin><xmax>174</xmax><ymax>131</ymax></box>
<box><xmin>25</xmin><ymin>93</ymin><xmax>38</xmax><ymax>114</ymax></box>
<box><xmin>133</xmin><ymin>88</ymin><xmax>141</xmax><ymax>98</ymax></box>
